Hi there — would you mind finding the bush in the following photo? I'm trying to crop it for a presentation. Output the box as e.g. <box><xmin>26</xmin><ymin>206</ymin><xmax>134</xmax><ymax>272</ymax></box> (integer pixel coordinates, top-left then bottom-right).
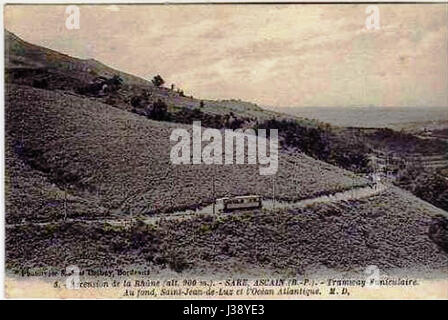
<box><xmin>76</xmin><ymin>75</ymin><xmax>122</xmax><ymax>96</ymax></box>
<box><xmin>104</xmin><ymin>75</ymin><xmax>123</xmax><ymax>93</ymax></box>
<box><xmin>397</xmin><ymin>166</ymin><xmax>448</xmax><ymax>212</ymax></box>
<box><xmin>32</xmin><ymin>78</ymin><xmax>49</xmax><ymax>89</ymax></box>
<box><xmin>151</xmin><ymin>75</ymin><xmax>165</xmax><ymax>87</ymax></box>
<box><xmin>255</xmin><ymin>119</ymin><xmax>370</xmax><ymax>173</ymax></box>
<box><xmin>130</xmin><ymin>96</ymin><xmax>142</xmax><ymax>108</ymax></box>
<box><xmin>429</xmin><ymin>215</ymin><xmax>448</xmax><ymax>253</ymax></box>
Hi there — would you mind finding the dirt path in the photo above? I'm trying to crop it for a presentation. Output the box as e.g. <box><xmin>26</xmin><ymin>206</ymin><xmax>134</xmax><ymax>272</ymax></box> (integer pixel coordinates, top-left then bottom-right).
<box><xmin>6</xmin><ymin>182</ymin><xmax>388</xmax><ymax>228</ymax></box>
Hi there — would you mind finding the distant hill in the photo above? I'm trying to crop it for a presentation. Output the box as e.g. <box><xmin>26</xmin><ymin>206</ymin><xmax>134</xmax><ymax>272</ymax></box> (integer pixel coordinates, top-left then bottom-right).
<box><xmin>5</xmin><ymin>29</ymin><xmax>282</xmax><ymax>121</ymax></box>
<box><xmin>5</xmin><ymin>30</ymin><xmax>149</xmax><ymax>86</ymax></box>
<box><xmin>273</xmin><ymin>106</ymin><xmax>448</xmax><ymax>130</ymax></box>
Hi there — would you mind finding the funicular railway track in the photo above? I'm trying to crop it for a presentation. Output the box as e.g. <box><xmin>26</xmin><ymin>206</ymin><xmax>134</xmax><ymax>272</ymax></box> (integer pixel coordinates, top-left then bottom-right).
<box><xmin>6</xmin><ymin>182</ymin><xmax>388</xmax><ymax>229</ymax></box>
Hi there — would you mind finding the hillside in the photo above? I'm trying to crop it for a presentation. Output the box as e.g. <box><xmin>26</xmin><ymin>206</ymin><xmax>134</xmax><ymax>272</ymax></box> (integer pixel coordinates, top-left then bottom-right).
<box><xmin>5</xmin><ymin>30</ymin><xmax>149</xmax><ymax>86</ymax></box>
<box><xmin>5</xmin><ymin>31</ymin><xmax>448</xmax><ymax>275</ymax></box>
<box><xmin>5</xmin><ymin>29</ymin><xmax>284</xmax><ymax>121</ymax></box>
<box><xmin>6</xmin><ymin>188</ymin><xmax>448</xmax><ymax>274</ymax></box>
<box><xmin>5</xmin><ymin>84</ymin><xmax>366</xmax><ymax>224</ymax></box>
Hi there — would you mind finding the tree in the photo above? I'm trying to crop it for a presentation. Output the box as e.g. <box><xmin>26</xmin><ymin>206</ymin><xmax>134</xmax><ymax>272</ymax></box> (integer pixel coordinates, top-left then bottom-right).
<box><xmin>109</xmin><ymin>74</ymin><xmax>123</xmax><ymax>86</ymax></box>
<box><xmin>152</xmin><ymin>74</ymin><xmax>165</xmax><ymax>87</ymax></box>
<box><xmin>146</xmin><ymin>99</ymin><xmax>169</xmax><ymax>121</ymax></box>
<box><xmin>130</xmin><ymin>96</ymin><xmax>142</xmax><ymax>108</ymax></box>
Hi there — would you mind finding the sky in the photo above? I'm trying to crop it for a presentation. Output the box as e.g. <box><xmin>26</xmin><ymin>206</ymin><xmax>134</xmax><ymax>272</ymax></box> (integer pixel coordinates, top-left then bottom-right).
<box><xmin>4</xmin><ymin>4</ymin><xmax>448</xmax><ymax>108</ymax></box>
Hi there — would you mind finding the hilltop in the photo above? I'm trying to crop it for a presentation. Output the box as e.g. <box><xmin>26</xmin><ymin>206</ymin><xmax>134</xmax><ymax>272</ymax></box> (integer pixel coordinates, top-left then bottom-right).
<box><xmin>5</xmin><ymin>29</ymin><xmax>281</xmax><ymax>121</ymax></box>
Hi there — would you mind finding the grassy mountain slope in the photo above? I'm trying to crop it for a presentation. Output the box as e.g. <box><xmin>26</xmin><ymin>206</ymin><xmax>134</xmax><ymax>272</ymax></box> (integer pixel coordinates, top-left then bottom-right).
<box><xmin>5</xmin><ymin>84</ymin><xmax>366</xmax><ymax>223</ymax></box>
<box><xmin>5</xmin><ymin>30</ymin><xmax>149</xmax><ymax>86</ymax></box>
<box><xmin>6</xmin><ymin>188</ymin><xmax>448</xmax><ymax>274</ymax></box>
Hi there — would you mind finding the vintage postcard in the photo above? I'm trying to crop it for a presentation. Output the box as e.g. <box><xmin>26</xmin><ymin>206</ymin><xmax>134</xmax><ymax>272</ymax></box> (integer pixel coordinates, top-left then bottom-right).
<box><xmin>3</xmin><ymin>3</ymin><xmax>448</xmax><ymax>300</ymax></box>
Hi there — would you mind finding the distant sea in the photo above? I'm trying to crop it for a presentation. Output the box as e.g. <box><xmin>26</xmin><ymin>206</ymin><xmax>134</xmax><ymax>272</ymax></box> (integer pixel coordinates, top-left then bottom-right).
<box><xmin>271</xmin><ymin>106</ymin><xmax>448</xmax><ymax>129</ymax></box>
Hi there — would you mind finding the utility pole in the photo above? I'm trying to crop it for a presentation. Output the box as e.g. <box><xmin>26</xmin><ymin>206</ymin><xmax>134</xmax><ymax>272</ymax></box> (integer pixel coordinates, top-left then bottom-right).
<box><xmin>212</xmin><ymin>165</ymin><xmax>216</xmax><ymax>215</ymax></box>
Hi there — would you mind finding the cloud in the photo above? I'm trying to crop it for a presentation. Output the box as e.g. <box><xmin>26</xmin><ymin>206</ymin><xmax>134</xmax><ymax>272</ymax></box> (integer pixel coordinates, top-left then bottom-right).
<box><xmin>4</xmin><ymin>4</ymin><xmax>448</xmax><ymax>107</ymax></box>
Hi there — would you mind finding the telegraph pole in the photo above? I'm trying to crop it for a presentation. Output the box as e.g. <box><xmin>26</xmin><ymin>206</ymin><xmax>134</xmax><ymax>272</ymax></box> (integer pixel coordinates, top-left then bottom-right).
<box><xmin>212</xmin><ymin>165</ymin><xmax>216</xmax><ymax>215</ymax></box>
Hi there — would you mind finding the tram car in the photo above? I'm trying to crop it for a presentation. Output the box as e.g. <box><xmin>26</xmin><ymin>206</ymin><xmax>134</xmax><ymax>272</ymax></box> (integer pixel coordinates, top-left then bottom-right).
<box><xmin>216</xmin><ymin>195</ymin><xmax>262</xmax><ymax>213</ymax></box>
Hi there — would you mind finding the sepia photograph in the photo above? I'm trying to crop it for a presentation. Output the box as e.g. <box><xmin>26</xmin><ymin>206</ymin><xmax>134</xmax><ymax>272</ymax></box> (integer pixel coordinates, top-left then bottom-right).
<box><xmin>2</xmin><ymin>2</ymin><xmax>448</xmax><ymax>300</ymax></box>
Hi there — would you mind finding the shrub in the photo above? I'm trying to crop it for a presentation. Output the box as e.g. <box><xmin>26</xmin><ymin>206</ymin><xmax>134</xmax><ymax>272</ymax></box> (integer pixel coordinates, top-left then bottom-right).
<box><xmin>130</xmin><ymin>95</ymin><xmax>142</xmax><ymax>108</ymax></box>
<box><xmin>76</xmin><ymin>75</ymin><xmax>122</xmax><ymax>96</ymax></box>
<box><xmin>32</xmin><ymin>78</ymin><xmax>49</xmax><ymax>89</ymax></box>
<box><xmin>151</xmin><ymin>75</ymin><xmax>165</xmax><ymax>87</ymax></box>
<box><xmin>104</xmin><ymin>75</ymin><xmax>123</xmax><ymax>93</ymax></box>
<box><xmin>146</xmin><ymin>99</ymin><xmax>170</xmax><ymax>121</ymax></box>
